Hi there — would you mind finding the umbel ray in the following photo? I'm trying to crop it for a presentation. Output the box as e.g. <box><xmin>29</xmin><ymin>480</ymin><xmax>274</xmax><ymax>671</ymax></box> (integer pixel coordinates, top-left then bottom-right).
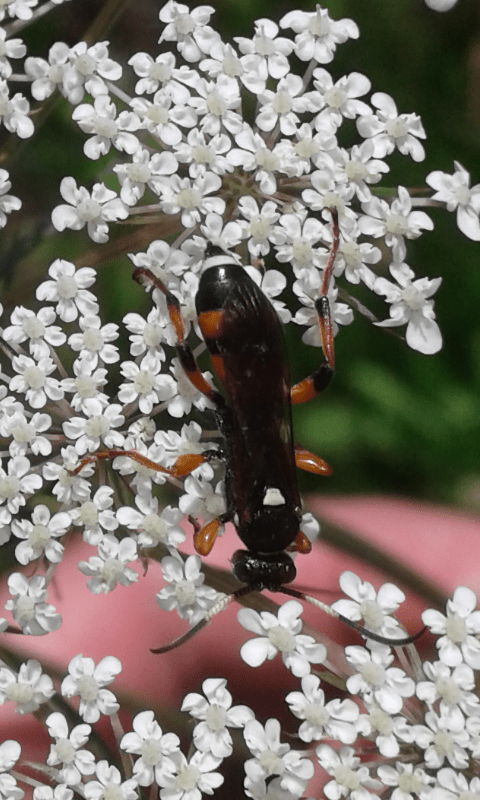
<box><xmin>72</xmin><ymin>208</ymin><xmax>424</xmax><ymax>652</ymax></box>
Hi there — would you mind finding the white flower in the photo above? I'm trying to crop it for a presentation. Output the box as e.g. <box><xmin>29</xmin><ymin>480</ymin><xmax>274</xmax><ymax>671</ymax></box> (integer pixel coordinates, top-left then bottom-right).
<box><xmin>61</xmin><ymin>654</ymin><xmax>121</xmax><ymax>723</ymax></box>
<box><xmin>187</xmin><ymin>75</ymin><xmax>242</xmax><ymax>136</ymax></box>
<box><xmin>10</xmin><ymin>354</ymin><xmax>64</xmax><ymax>409</ymax></box>
<box><xmin>12</xmin><ymin>504</ymin><xmax>70</xmax><ymax>564</ymax></box>
<box><xmin>316</xmin><ymin>745</ymin><xmax>381</xmax><ymax>800</ymax></box>
<box><xmin>156</xmin><ymin>750</ymin><xmax>224</xmax><ymax>800</ymax></box>
<box><xmin>51</xmin><ymin>178</ymin><xmax>128</xmax><ymax>243</ymax></box>
<box><xmin>346</xmin><ymin>643</ymin><xmax>415</xmax><ymax>714</ymax></box>
<box><xmin>359</xmin><ymin>186</ymin><xmax>434</xmax><ymax>260</ymax></box>
<box><xmin>280</xmin><ymin>7</ymin><xmax>359</xmax><ymax>64</ymax></box>
<box><xmin>114</xmin><ymin>147</ymin><xmax>178</xmax><ymax>206</ymax></box>
<box><xmin>373</xmin><ymin>271</ymin><xmax>442</xmax><ymax>355</ymax></box>
<box><xmin>5</xmin><ymin>410</ymin><xmax>52</xmax><ymax>458</ymax></box>
<box><xmin>72</xmin><ymin>95</ymin><xmax>141</xmax><ymax>159</ymax></box>
<box><xmin>238</xmin><ymin>599</ymin><xmax>326</xmax><ymax>678</ymax></box>
<box><xmin>0</xmin><ymin>169</ymin><xmax>21</xmax><ymax>226</ymax></box>
<box><xmin>426</xmin><ymin>161</ymin><xmax>480</xmax><ymax>241</ymax></box>
<box><xmin>128</xmin><ymin>51</ymin><xmax>176</xmax><ymax>95</ymax></box>
<box><xmin>432</xmin><ymin>767</ymin><xmax>480</xmax><ymax>799</ymax></box>
<box><xmin>69</xmin><ymin>485</ymin><xmax>118</xmax><ymax>546</ymax></box>
<box><xmin>312</xmin><ymin>69</ymin><xmax>371</xmax><ymax>127</ymax></box>
<box><xmin>181</xmin><ymin>677</ymin><xmax>254</xmax><ymax>758</ymax></box>
<box><xmin>0</xmin><ymin>659</ymin><xmax>55</xmax><ymax>714</ymax></box>
<box><xmin>120</xmin><ymin>709</ymin><xmax>180</xmax><ymax>785</ymax></box>
<box><xmin>158</xmin><ymin>171</ymin><xmax>225</xmax><ymax>228</ymax></box>
<box><xmin>62</xmin><ymin>41</ymin><xmax>122</xmax><ymax>105</ymax></box>
<box><xmin>78</xmin><ymin>535</ymin><xmax>139</xmax><ymax>594</ymax></box>
<box><xmin>25</xmin><ymin>42</ymin><xmax>70</xmax><ymax>100</ymax></box>
<box><xmin>357</xmin><ymin>92</ymin><xmax>426</xmax><ymax>161</ymax></box>
<box><xmin>156</xmin><ymin>553</ymin><xmax>222</xmax><ymax>625</ymax></box>
<box><xmin>36</xmin><ymin>259</ymin><xmax>99</xmax><ymax>322</ymax></box>
<box><xmin>243</xmin><ymin>718</ymin><xmax>314</xmax><ymax>796</ymax></box>
<box><xmin>286</xmin><ymin>673</ymin><xmax>359</xmax><ymax>744</ymax></box>
<box><xmin>422</xmin><ymin>586</ymin><xmax>480</xmax><ymax>669</ymax></box>
<box><xmin>0</xmin><ymin>80</ymin><xmax>34</xmax><ymax>138</ymax></box>
<box><xmin>159</xmin><ymin>1</ymin><xmax>220</xmax><ymax>63</ymax></box>
<box><xmin>117</xmin><ymin>353</ymin><xmax>175</xmax><ymax>414</ymax></box>
<box><xmin>84</xmin><ymin>761</ymin><xmax>138</xmax><ymax>800</ymax></box>
<box><xmin>256</xmin><ymin>73</ymin><xmax>319</xmax><ymax>136</ymax></box>
<box><xmin>33</xmin><ymin>785</ymin><xmax>73</xmax><ymax>800</ymax></box>
<box><xmin>234</xmin><ymin>18</ymin><xmax>294</xmax><ymax>81</ymax></box>
<box><xmin>46</xmin><ymin>712</ymin><xmax>95</xmax><ymax>785</ymax></box>
<box><xmin>331</xmin><ymin>571</ymin><xmax>408</xmax><ymax>640</ymax></box>
<box><xmin>5</xmin><ymin>573</ymin><xmax>62</xmax><ymax>634</ymax></box>
<box><xmin>68</xmin><ymin>315</ymin><xmax>120</xmax><ymax>369</ymax></box>
<box><xmin>376</xmin><ymin>762</ymin><xmax>433</xmax><ymax>800</ymax></box>
<box><xmin>0</xmin><ymin>740</ymin><xmax>23</xmax><ymax>800</ymax></box>
<box><xmin>416</xmin><ymin>660</ymin><xmax>480</xmax><ymax>726</ymax></box>
<box><xmin>3</xmin><ymin>305</ymin><xmax>65</xmax><ymax>360</ymax></box>
<box><xmin>116</xmin><ymin>495</ymin><xmax>186</xmax><ymax>550</ymax></box>
<box><xmin>412</xmin><ymin>709</ymin><xmax>470</xmax><ymax>769</ymax></box>
<box><xmin>63</xmin><ymin>398</ymin><xmax>124</xmax><ymax>455</ymax></box>
<box><xmin>131</xmin><ymin>86</ymin><xmax>197</xmax><ymax>144</ymax></box>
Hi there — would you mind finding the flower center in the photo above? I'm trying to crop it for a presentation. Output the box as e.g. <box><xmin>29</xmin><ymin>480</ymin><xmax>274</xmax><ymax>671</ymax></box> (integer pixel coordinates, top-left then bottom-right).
<box><xmin>268</xmin><ymin>625</ymin><xmax>296</xmax><ymax>652</ymax></box>
<box><xmin>76</xmin><ymin>199</ymin><xmax>101</xmax><ymax>222</ymax></box>
<box><xmin>205</xmin><ymin>704</ymin><xmax>227</xmax><ymax>731</ymax></box>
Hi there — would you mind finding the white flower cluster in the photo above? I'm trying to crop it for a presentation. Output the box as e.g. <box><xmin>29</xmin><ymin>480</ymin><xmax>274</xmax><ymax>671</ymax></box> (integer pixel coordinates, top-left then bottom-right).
<box><xmin>2</xmin><ymin>584</ymin><xmax>480</xmax><ymax>800</ymax></box>
<box><xmin>0</xmin><ymin>1</ymin><xmax>477</xmax><ymax>799</ymax></box>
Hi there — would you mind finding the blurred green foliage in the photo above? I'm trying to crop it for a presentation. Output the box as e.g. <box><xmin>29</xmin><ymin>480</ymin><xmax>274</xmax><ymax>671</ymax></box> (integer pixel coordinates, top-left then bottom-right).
<box><xmin>1</xmin><ymin>0</ymin><xmax>480</xmax><ymax>510</ymax></box>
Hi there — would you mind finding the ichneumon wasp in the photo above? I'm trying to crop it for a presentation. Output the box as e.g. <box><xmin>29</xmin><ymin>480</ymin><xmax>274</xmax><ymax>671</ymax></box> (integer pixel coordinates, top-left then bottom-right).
<box><xmin>71</xmin><ymin>209</ymin><xmax>423</xmax><ymax>651</ymax></box>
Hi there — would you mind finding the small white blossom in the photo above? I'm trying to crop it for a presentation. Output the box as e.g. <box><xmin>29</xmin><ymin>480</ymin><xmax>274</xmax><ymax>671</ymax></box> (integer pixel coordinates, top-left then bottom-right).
<box><xmin>286</xmin><ymin>673</ymin><xmax>359</xmax><ymax>743</ymax></box>
<box><xmin>238</xmin><ymin>600</ymin><xmax>326</xmax><ymax>677</ymax></box>
<box><xmin>78</xmin><ymin>535</ymin><xmax>139</xmax><ymax>594</ymax></box>
<box><xmin>12</xmin><ymin>504</ymin><xmax>70</xmax><ymax>564</ymax></box>
<box><xmin>0</xmin><ymin>80</ymin><xmax>34</xmax><ymax>138</ymax></box>
<box><xmin>159</xmin><ymin>1</ymin><xmax>219</xmax><ymax>63</ymax></box>
<box><xmin>51</xmin><ymin>178</ymin><xmax>128</xmax><ymax>243</ymax></box>
<box><xmin>46</xmin><ymin>712</ymin><xmax>95</xmax><ymax>785</ymax></box>
<box><xmin>316</xmin><ymin>745</ymin><xmax>381</xmax><ymax>800</ymax></box>
<box><xmin>243</xmin><ymin>717</ymin><xmax>314</xmax><ymax>796</ymax></box>
<box><xmin>72</xmin><ymin>95</ymin><xmax>141</xmax><ymax>159</ymax></box>
<box><xmin>156</xmin><ymin>749</ymin><xmax>224</xmax><ymax>800</ymax></box>
<box><xmin>120</xmin><ymin>709</ymin><xmax>180</xmax><ymax>785</ymax></box>
<box><xmin>69</xmin><ymin>485</ymin><xmax>118</xmax><ymax>546</ymax></box>
<box><xmin>36</xmin><ymin>259</ymin><xmax>99</xmax><ymax>322</ymax></box>
<box><xmin>422</xmin><ymin>586</ymin><xmax>480</xmax><ymax>669</ymax></box>
<box><xmin>357</xmin><ymin>92</ymin><xmax>426</xmax><ymax>161</ymax></box>
<box><xmin>373</xmin><ymin>271</ymin><xmax>442</xmax><ymax>355</ymax></box>
<box><xmin>61</xmin><ymin>654</ymin><xmax>121</xmax><ymax>723</ymax></box>
<box><xmin>62</xmin><ymin>41</ymin><xmax>122</xmax><ymax>105</ymax></box>
<box><xmin>426</xmin><ymin>161</ymin><xmax>480</xmax><ymax>240</ymax></box>
<box><xmin>0</xmin><ymin>169</ymin><xmax>21</xmax><ymax>226</ymax></box>
<box><xmin>0</xmin><ymin>659</ymin><xmax>55</xmax><ymax>714</ymax></box>
<box><xmin>5</xmin><ymin>572</ymin><xmax>62</xmax><ymax>634</ymax></box>
<box><xmin>331</xmin><ymin>571</ymin><xmax>408</xmax><ymax>640</ymax></box>
<box><xmin>116</xmin><ymin>495</ymin><xmax>186</xmax><ymax>550</ymax></box>
<box><xmin>156</xmin><ymin>553</ymin><xmax>222</xmax><ymax>625</ymax></box>
<box><xmin>346</xmin><ymin>643</ymin><xmax>415</xmax><ymax>713</ymax></box>
<box><xmin>182</xmin><ymin>677</ymin><xmax>254</xmax><ymax>757</ymax></box>
<box><xmin>0</xmin><ymin>740</ymin><xmax>23</xmax><ymax>800</ymax></box>
<box><xmin>84</xmin><ymin>761</ymin><xmax>138</xmax><ymax>800</ymax></box>
<box><xmin>280</xmin><ymin>7</ymin><xmax>359</xmax><ymax>63</ymax></box>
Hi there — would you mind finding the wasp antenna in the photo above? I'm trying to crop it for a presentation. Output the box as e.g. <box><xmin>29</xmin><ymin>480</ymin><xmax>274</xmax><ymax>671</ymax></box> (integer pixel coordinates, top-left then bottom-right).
<box><xmin>151</xmin><ymin>593</ymin><xmax>235</xmax><ymax>654</ymax></box>
<box><xmin>278</xmin><ymin>585</ymin><xmax>425</xmax><ymax>647</ymax></box>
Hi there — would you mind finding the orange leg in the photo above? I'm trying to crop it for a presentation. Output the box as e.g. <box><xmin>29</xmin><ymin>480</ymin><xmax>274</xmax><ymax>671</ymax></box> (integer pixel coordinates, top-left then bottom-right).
<box><xmin>133</xmin><ymin>268</ymin><xmax>224</xmax><ymax>407</ymax></box>
<box><xmin>294</xmin><ymin>445</ymin><xmax>332</xmax><ymax>476</ymax></box>
<box><xmin>291</xmin><ymin>208</ymin><xmax>339</xmax><ymax>405</ymax></box>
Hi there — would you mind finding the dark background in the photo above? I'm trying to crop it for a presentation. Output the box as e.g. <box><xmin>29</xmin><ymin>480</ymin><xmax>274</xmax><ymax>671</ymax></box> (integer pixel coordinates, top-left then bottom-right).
<box><xmin>2</xmin><ymin>0</ymin><xmax>480</xmax><ymax>509</ymax></box>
